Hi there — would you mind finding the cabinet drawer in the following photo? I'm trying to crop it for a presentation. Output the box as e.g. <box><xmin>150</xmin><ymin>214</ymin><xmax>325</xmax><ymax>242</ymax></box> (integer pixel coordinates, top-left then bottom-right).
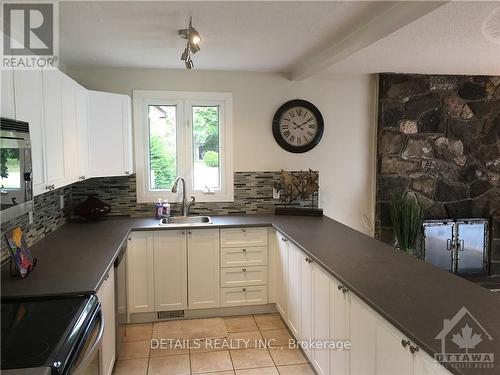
<box><xmin>221</xmin><ymin>266</ymin><xmax>268</xmax><ymax>288</ymax></box>
<box><xmin>221</xmin><ymin>286</ymin><xmax>268</xmax><ymax>307</ymax></box>
<box><xmin>220</xmin><ymin>228</ymin><xmax>268</xmax><ymax>248</ymax></box>
<box><xmin>221</xmin><ymin>246</ymin><xmax>268</xmax><ymax>267</ymax></box>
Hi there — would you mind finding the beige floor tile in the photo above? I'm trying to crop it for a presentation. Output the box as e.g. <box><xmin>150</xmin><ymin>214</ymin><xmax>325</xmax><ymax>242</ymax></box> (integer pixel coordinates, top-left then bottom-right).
<box><xmin>196</xmin><ymin>372</ymin><xmax>235</xmax><ymax>375</ymax></box>
<box><xmin>150</xmin><ymin>343</ymin><xmax>189</xmax><ymax>357</ymax></box>
<box><xmin>189</xmin><ymin>338</ymin><xmax>230</xmax><ymax>353</ymax></box>
<box><xmin>260</xmin><ymin>329</ymin><xmax>294</xmax><ymax>347</ymax></box>
<box><xmin>269</xmin><ymin>347</ymin><xmax>307</xmax><ymax>366</ymax></box>
<box><xmin>190</xmin><ymin>350</ymin><xmax>233</xmax><ymax>374</ymax></box>
<box><xmin>230</xmin><ymin>348</ymin><xmax>274</xmax><ymax>370</ymax></box>
<box><xmin>224</xmin><ymin>315</ymin><xmax>258</xmax><ymax>333</ymax></box>
<box><xmin>277</xmin><ymin>364</ymin><xmax>316</xmax><ymax>375</ymax></box>
<box><xmin>235</xmin><ymin>367</ymin><xmax>279</xmax><ymax>375</ymax></box>
<box><xmin>118</xmin><ymin>340</ymin><xmax>150</xmax><ymax>360</ymax></box>
<box><xmin>153</xmin><ymin>318</ymin><xmax>227</xmax><ymax>340</ymax></box>
<box><xmin>123</xmin><ymin>323</ymin><xmax>153</xmax><ymax>342</ymax></box>
<box><xmin>227</xmin><ymin>331</ymin><xmax>265</xmax><ymax>350</ymax></box>
<box><xmin>254</xmin><ymin>314</ymin><xmax>285</xmax><ymax>330</ymax></box>
<box><xmin>148</xmin><ymin>354</ymin><xmax>190</xmax><ymax>375</ymax></box>
<box><xmin>113</xmin><ymin>359</ymin><xmax>148</xmax><ymax>375</ymax></box>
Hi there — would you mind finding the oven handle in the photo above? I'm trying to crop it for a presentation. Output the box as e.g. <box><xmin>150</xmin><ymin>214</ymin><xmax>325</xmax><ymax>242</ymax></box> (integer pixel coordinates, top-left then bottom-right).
<box><xmin>75</xmin><ymin>309</ymin><xmax>105</xmax><ymax>372</ymax></box>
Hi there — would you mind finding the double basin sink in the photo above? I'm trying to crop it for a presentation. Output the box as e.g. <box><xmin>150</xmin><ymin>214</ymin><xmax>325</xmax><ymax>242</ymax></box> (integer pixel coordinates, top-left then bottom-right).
<box><xmin>159</xmin><ymin>216</ymin><xmax>213</xmax><ymax>226</ymax></box>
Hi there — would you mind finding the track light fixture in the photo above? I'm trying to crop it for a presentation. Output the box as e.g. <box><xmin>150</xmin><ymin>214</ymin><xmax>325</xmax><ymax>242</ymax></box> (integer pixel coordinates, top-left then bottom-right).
<box><xmin>178</xmin><ymin>17</ymin><xmax>201</xmax><ymax>69</ymax></box>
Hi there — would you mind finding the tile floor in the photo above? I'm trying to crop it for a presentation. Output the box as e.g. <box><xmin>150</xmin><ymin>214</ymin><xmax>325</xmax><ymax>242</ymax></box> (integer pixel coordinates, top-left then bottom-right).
<box><xmin>114</xmin><ymin>313</ymin><xmax>316</xmax><ymax>375</ymax></box>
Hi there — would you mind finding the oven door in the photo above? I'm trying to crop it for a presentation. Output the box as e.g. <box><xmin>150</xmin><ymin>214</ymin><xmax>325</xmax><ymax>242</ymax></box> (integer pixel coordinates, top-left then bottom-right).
<box><xmin>0</xmin><ymin>136</ymin><xmax>33</xmax><ymax>223</ymax></box>
<box><xmin>67</xmin><ymin>306</ymin><xmax>104</xmax><ymax>375</ymax></box>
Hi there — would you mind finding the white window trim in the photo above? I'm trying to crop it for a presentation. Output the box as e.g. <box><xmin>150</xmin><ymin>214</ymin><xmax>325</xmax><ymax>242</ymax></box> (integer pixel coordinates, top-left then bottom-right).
<box><xmin>133</xmin><ymin>90</ymin><xmax>234</xmax><ymax>203</ymax></box>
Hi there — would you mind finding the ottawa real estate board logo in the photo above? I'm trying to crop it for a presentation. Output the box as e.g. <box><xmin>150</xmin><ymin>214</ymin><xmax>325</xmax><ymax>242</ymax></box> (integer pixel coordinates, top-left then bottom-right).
<box><xmin>435</xmin><ymin>307</ymin><xmax>494</xmax><ymax>370</ymax></box>
<box><xmin>2</xmin><ymin>1</ymin><xmax>58</xmax><ymax>69</ymax></box>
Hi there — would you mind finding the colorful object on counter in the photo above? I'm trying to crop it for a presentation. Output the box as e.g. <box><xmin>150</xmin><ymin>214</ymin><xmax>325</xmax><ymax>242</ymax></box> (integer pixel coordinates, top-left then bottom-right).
<box><xmin>74</xmin><ymin>194</ymin><xmax>111</xmax><ymax>219</ymax></box>
<box><xmin>5</xmin><ymin>227</ymin><xmax>36</xmax><ymax>278</ymax></box>
<box><xmin>156</xmin><ymin>199</ymin><xmax>163</xmax><ymax>219</ymax></box>
<box><xmin>162</xmin><ymin>200</ymin><xmax>170</xmax><ymax>217</ymax></box>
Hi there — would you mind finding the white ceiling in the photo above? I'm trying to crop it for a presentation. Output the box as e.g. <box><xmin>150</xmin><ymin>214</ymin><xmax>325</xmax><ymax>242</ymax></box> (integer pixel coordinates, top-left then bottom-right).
<box><xmin>60</xmin><ymin>1</ymin><xmax>500</xmax><ymax>77</ymax></box>
<box><xmin>60</xmin><ymin>1</ymin><xmax>385</xmax><ymax>71</ymax></box>
<box><xmin>325</xmin><ymin>1</ymin><xmax>500</xmax><ymax>76</ymax></box>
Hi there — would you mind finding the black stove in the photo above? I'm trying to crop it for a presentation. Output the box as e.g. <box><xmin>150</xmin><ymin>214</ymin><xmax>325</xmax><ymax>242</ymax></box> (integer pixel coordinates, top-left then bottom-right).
<box><xmin>1</xmin><ymin>295</ymin><xmax>100</xmax><ymax>374</ymax></box>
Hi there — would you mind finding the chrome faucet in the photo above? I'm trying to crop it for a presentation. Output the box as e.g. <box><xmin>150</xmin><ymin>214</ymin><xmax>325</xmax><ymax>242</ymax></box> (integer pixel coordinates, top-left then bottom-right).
<box><xmin>171</xmin><ymin>177</ymin><xmax>195</xmax><ymax>216</ymax></box>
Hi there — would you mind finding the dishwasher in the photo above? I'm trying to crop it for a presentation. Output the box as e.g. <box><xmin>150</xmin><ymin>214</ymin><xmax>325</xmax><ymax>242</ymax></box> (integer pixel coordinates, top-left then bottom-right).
<box><xmin>114</xmin><ymin>244</ymin><xmax>127</xmax><ymax>358</ymax></box>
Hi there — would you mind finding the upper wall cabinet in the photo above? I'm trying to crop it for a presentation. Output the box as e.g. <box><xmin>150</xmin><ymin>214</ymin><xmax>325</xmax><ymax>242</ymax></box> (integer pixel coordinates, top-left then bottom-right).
<box><xmin>88</xmin><ymin>91</ymin><xmax>133</xmax><ymax>178</ymax></box>
<box><xmin>75</xmin><ymin>84</ymin><xmax>90</xmax><ymax>180</ymax></box>
<box><xmin>1</xmin><ymin>65</ymin><xmax>16</xmax><ymax>119</ymax></box>
<box><xmin>61</xmin><ymin>74</ymin><xmax>80</xmax><ymax>185</ymax></box>
<box><xmin>13</xmin><ymin>70</ymin><xmax>46</xmax><ymax>196</ymax></box>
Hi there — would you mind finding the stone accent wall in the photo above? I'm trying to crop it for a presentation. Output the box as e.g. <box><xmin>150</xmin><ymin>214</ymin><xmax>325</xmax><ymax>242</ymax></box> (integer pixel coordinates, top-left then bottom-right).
<box><xmin>376</xmin><ymin>73</ymin><xmax>500</xmax><ymax>273</ymax></box>
<box><xmin>72</xmin><ymin>172</ymin><xmax>318</xmax><ymax>217</ymax></box>
<box><xmin>1</xmin><ymin>186</ymin><xmax>72</xmax><ymax>263</ymax></box>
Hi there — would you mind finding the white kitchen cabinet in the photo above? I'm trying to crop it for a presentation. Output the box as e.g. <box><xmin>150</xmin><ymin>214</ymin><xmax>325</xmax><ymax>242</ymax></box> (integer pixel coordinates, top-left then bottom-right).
<box><xmin>1</xmin><ymin>65</ymin><xmax>16</xmax><ymax>119</ymax></box>
<box><xmin>349</xmin><ymin>294</ymin><xmax>376</xmax><ymax>375</ymax></box>
<box><xmin>154</xmin><ymin>230</ymin><xmax>187</xmax><ymax>311</ymax></box>
<box><xmin>61</xmin><ymin>74</ymin><xmax>79</xmax><ymax>185</ymax></box>
<box><xmin>188</xmin><ymin>229</ymin><xmax>220</xmax><ymax>309</ymax></box>
<box><xmin>300</xmin><ymin>252</ymin><xmax>313</xmax><ymax>360</ymax></box>
<box><xmin>375</xmin><ymin>318</ymin><xmax>414</xmax><ymax>375</ymax></box>
<box><xmin>88</xmin><ymin>90</ymin><xmax>133</xmax><ymax>177</ymax></box>
<box><xmin>312</xmin><ymin>264</ymin><xmax>330</xmax><ymax>375</ymax></box>
<box><xmin>220</xmin><ymin>266</ymin><xmax>267</xmax><ymax>288</ymax></box>
<box><xmin>221</xmin><ymin>246</ymin><xmax>267</xmax><ymax>268</ymax></box>
<box><xmin>221</xmin><ymin>286</ymin><xmax>268</xmax><ymax>307</ymax></box>
<box><xmin>330</xmin><ymin>278</ymin><xmax>349</xmax><ymax>375</ymax></box>
<box><xmin>97</xmin><ymin>267</ymin><xmax>115</xmax><ymax>375</ymax></box>
<box><xmin>13</xmin><ymin>70</ymin><xmax>46</xmax><ymax>196</ymax></box>
<box><xmin>221</xmin><ymin>228</ymin><xmax>268</xmax><ymax>247</ymax></box>
<box><xmin>287</xmin><ymin>242</ymin><xmax>302</xmax><ymax>338</ymax></box>
<box><xmin>42</xmin><ymin>69</ymin><xmax>66</xmax><ymax>189</ymax></box>
<box><xmin>414</xmin><ymin>351</ymin><xmax>451</xmax><ymax>375</ymax></box>
<box><xmin>75</xmin><ymin>83</ymin><xmax>90</xmax><ymax>179</ymax></box>
<box><xmin>127</xmin><ymin>232</ymin><xmax>155</xmax><ymax>313</ymax></box>
<box><xmin>275</xmin><ymin>232</ymin><xmax>288</xmax><ymax>318</ymax></box>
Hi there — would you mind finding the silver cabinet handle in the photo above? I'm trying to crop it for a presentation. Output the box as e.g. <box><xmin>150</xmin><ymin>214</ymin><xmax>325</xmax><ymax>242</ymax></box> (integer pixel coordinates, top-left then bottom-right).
<box><xmin>304</xmin><ymin>257</ymin><xmax>313</xmax><ymax>264</ymax></box>
<box><xmin>79</xmin><ymin>176</ymin><xmax>86</xmax><ymax>180</ymax></box>
<box><xmin>242</xmin><ymin>288</ymin><xmax>247</xmax><ymax>292</ymax></box>
<box><xmin>281</xmin><ymin>237</ymin><xmax>287</xmax><ymax>242</ymax></box>
<box><xmin>242</xmin><ymin>248</ymin><xmax>247</xmax><ymax>253</ymax></box>
<box><xmin>188</xmin><ymin>231</ymin><xmax>192</xmax><ymax>235</ymax></box>
<box><xmin>409</xmin><ymin>345</ymin><xmax>419</xmax><ymax>354</ymax></box>
<box><xmin>242</xmin><ymin>229</ymin><xmax>246</xmax><ymax>233</ymax></box>
<box><xmin>242</xmin><ymin>268</ymin><xmax>247</xmax><ymax>272</ymax></box>
<box><xmin>337</xmin><ymin>285</ymin><xmax>348</xmax><ymax>294</ymax></box>
<box><xmin>401</xmin><ymin>339</ymin><xmax>410</xmax><ymax>348</ymax></box>
<box><xmin>125</xmin><ymin>171</ymin><xmax>130</xmax><ymax>175</ymax></box>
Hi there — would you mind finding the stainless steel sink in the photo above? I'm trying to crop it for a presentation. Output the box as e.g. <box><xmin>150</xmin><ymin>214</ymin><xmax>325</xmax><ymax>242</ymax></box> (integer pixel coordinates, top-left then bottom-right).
<box><xmin>159</xmin><ymin>216</ymin><xmax>213</xmax><ymax>226</ymax></box>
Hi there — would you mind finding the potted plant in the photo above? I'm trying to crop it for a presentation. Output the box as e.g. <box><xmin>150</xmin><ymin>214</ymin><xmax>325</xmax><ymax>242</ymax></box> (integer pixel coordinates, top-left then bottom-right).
<box><xmin>389</xmin><ymin>193</ymin><xmax>424</xmax><ymax>255</ymax></box>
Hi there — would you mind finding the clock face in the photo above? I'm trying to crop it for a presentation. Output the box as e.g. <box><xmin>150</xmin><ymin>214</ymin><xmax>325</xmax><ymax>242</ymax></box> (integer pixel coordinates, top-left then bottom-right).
<box><xmin>272</xmin><ymin>99</ymin><xmax>324</xmax><ymax>153</ymax></box>
<box><xmin>279</xmin><ymin>106</ymin><xmax>318</xmax><ymax>147</ymax></box>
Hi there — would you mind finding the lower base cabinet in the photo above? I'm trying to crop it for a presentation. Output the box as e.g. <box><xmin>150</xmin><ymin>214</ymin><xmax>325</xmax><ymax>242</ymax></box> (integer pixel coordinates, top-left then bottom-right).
<box><xmin>97</xmin><ymin>267</ymin><xmax>115</xmax><ymax>375</ymax></box>
<box><xmin>312</xmin><ymin>264</ymin><xmax>331</xmax><ymax>375</ymax></box>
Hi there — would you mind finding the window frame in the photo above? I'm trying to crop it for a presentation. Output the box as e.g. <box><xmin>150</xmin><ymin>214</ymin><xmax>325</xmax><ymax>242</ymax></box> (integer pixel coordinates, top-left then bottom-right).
<box><xmin>133</xmin><ymin>90</ymin><xmax>234</xmax><ymax>203</ymax></box>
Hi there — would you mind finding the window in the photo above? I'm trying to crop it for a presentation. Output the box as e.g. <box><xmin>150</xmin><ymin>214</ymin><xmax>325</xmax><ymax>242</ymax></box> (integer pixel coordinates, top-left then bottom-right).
<box><xmin>133</xmin><ymin>91</ymin><xmax>233</xmax><ymax>203</ymax></box>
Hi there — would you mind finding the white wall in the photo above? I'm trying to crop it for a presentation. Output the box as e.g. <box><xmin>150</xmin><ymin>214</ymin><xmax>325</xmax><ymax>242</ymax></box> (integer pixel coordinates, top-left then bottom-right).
<box><xmin>65</xmin><ymin>67</ymin><xmax>377</xmax><ymax>234</ymax></box>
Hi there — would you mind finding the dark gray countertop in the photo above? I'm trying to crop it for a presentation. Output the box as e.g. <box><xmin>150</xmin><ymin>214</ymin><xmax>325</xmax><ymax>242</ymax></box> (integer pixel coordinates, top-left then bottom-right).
<box><xmin>2</xmin><ymin>215</ymin><xmax>500</xmax><ymax>375</ymax></box>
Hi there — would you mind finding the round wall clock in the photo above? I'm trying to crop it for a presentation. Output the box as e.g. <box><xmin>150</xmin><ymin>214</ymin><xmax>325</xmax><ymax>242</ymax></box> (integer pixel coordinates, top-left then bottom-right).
<box><xmin>272</xmin><ymin>99</ymin><xmax>324</xmax><ymax>153</ymax></box>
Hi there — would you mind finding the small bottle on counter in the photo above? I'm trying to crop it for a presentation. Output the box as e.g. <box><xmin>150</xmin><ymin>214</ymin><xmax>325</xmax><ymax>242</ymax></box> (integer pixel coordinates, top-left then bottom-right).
<box><xmin>162</xmin><ymin>200</ymin><xmax>170</xmax><ymax>217</ymax></box>
<box><xmin>155</xmin><ymin>199</ymin><xmax>163</xmax><ymax>219</ymax></box>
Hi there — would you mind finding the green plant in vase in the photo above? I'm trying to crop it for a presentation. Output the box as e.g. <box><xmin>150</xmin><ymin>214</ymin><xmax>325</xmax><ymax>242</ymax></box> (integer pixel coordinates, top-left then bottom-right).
<box><xmin>389</xmin><ymin>193</ymin><xmax>424</xmax><ymax>255</ymax></box>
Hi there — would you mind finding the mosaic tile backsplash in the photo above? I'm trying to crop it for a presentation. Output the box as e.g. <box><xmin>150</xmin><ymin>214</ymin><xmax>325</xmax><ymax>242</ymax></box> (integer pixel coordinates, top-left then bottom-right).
<box><xmin>1</xmin><ymin>171</ymin><xmax>318</xmax><ymax>262</ymax></box>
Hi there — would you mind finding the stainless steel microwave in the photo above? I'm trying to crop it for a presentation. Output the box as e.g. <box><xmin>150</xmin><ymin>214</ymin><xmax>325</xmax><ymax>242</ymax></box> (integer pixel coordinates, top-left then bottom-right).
<box><xmin>0</xmin><ymin>118</ymin><xmax>33</xmax><ymax>224</ymax></box>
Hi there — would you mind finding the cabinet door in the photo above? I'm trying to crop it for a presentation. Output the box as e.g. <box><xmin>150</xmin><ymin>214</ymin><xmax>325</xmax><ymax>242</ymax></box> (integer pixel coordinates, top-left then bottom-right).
<box><xmin>42</xmin><ymin>70</ymin><xmax>66</xmax><ymax>188</ymax></box>
<box><xmin>188</xmin><ymin>229</ymin><xmax>220</xmax><ymax>309</ymax></box>
<box><xmin>275</xmin><ymin>232</ymin><xmax>288</xmax><ymax>318</ymax></box>
<box><xmin>375</xmin><ymin>319</ymin><xmax>414</xmax><ymax>375</ymax></box>
<box><xmin>88</xmin><ymin>90</ymin><xmax>132</xmax><ymax>177</ymax></box>
<box><xmin>13</xmin><ymin>70</ymin><xmax>46</xmax><ymax>196</ymax></box>
<box><xmin>1</xmin><ymin>65</ymin><xmax>16</xmax><ymax>119</ymax></box>
<box><xmin>287</xmin><ymin>242</ymin><xmax>302</xmax><ymax>338</ymax></box>
<box><xmin>414</xmin><ymin>351</ymin><xmax>452</xmax><ymax>375</ymax></box>
<box><xmin>97</xmin><ymin>267</ymin><xmax>115</xmax><ymax>375</ymax></box>
<box><xmin>312</xmin><ymin>264</ymin><xmax>330</xmax><ymax>375</ymax></box>
<box><xmin>121</xmin><ymin>95</ymin><xmax>133</xmax><ymax>175</ymax></box>
<box><xmin>330</xmin><ymin>278</ymin><xmax>349</xmax><ymax>375</ymax></box>
<box><xmin>349</xmin><ymin>295</ymin><xmax>376</xmax><ymax>375</ymax></box>
<box><xmin>300</xmin><ymin>254</ymin><xmax>313</xmax><ymax>361</ymax></box>
<box><xmin>127</xmin><ymin>232</ymin><xmax>154</xmax><ymax>313</ymax></box>
<box><xmin>154</xmin><ymin>230</ymin><xmax>187</xmax><ymax>311</ymax></box>
<box><xmin>61</xmin><ymin>74</ymin><xmax>79</xmax><ymax>184</ymax></box>
<box><xmin>75</xmin><ymin>84</ymin><xmax>90</xmax><ymax>179</ymax></box>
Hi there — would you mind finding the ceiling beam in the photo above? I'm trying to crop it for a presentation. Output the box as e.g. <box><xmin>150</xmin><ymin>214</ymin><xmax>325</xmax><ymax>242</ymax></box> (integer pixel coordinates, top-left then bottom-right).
<box><xmin>289</xmin><ymin>1</ymin><xmax>448</xmax><ymax>81</ymax></box>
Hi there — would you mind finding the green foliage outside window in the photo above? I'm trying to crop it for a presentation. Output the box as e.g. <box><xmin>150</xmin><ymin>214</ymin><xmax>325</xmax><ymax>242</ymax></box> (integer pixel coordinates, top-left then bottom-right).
<box><xmin>150</xmin><ymin>135</ymin><xmax>176</xmax><ymax>189</ymax></box>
